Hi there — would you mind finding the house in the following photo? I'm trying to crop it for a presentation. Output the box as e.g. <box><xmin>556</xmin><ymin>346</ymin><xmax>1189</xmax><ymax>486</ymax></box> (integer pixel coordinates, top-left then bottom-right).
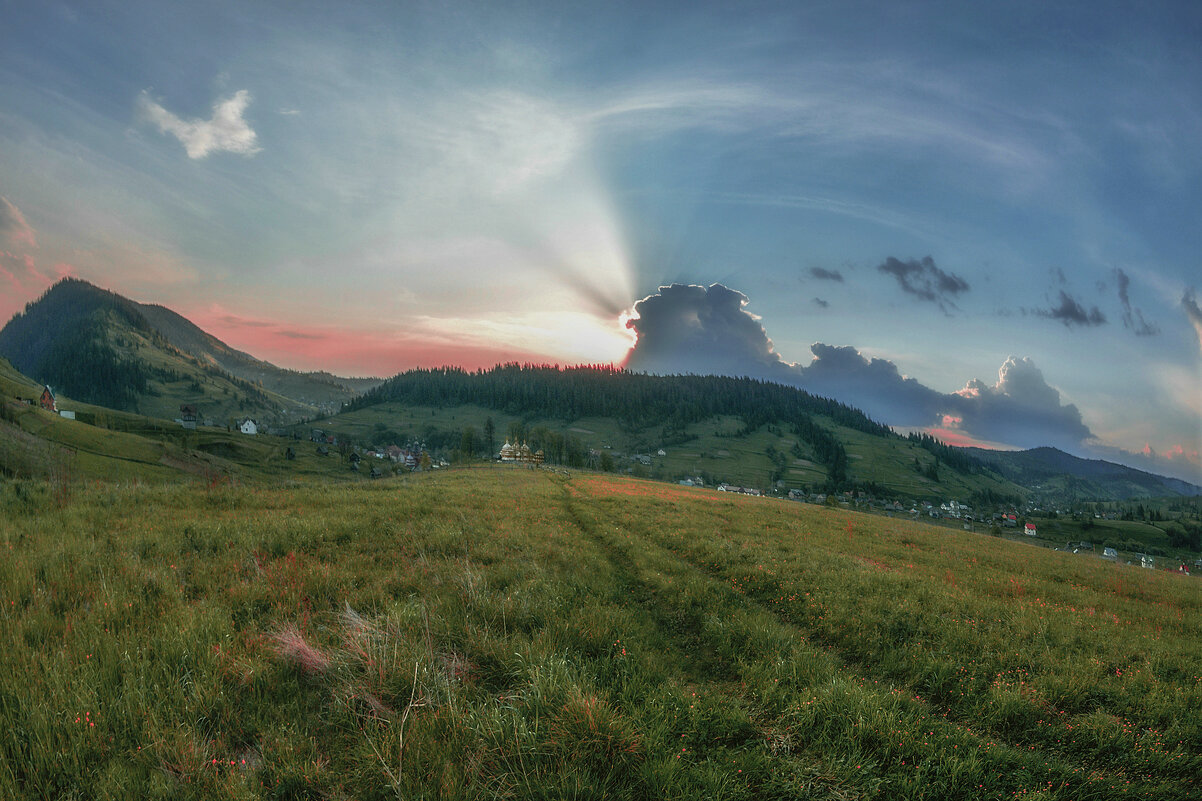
<box><xmin>239</xmin><ymin>418</ymin><xmax>259</xmax><ymax>435</ymax></box>
<box><xmin>1102</xmin><ymin>547</ymin><xmax>1118</xmax><ymax>559</ymax></box>
<box><xmin>39</xmin><ymin>385</ymin><xmax>56</xmax><ymax>412</ymax></box>
<box><xmin>59</xmin><ymin>410</ymin><xmax>76</xmax><ymax>420</ymax></box>
<box><xmin>1138</xmin><ymin>553</ymin><xmax>1155</xmax><ymax>569</ymax></box>
<box><xmin>1024</xmin><ymin>523</ymin><xmax>1038</xmax><ymax>537</ymax></box>
<box><xmin>179</xmin><ymin>404</ymin><xmax>198</xmax><ymax>429</ymax></box>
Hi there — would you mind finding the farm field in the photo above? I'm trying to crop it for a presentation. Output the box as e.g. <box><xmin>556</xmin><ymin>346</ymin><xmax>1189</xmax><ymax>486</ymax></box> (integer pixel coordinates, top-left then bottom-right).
<box><xmin>1</xmin><ymin>467</ymin><xmax>1199</xmax><ymax>800</ymax></box>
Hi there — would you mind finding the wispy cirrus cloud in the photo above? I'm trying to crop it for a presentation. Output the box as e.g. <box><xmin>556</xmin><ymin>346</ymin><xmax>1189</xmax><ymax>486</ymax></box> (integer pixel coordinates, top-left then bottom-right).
<box><xmin>137</xmin><ymin>89</ymin><xmax>260</xmax><ymax>159</ymax></box>
<box><xmin>877</xmin><ymin>256</ymin><xmax>969</xmax><ymax>312</ymax></box>
<box><xmin>0</xmin><ymin>196</ymin><xmax>37</xmax><ymax>249</ymax></box>
<box><xmin>1183</xmin><ymin>288</ymin><xmax>1202</xmax><ymax>353</ymax></box>
<box><xmin>1115</xmin><ymin>268</ymin><xmax>1159</xmax><ymax>336</ymax></box>
<box><xmin>1035</xmin><ymin>290</ymin><xmax>1107</xmax><ymax>328</ymax></box>
<box><xmin>808</xmin><ymin>267</ymin><xmax>843</xmax><ymax>282</ymax></box>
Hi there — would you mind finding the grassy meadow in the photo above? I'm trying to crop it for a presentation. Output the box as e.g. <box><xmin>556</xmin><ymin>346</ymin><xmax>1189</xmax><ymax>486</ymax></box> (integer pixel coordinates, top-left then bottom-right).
<box><xmin>1</xmin><ymin>467</ymin><xmax>1198</xmax><ymax>800</ymax></box>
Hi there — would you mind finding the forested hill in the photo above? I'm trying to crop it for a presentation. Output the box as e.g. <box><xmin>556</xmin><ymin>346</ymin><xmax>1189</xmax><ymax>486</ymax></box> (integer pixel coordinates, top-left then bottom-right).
<box><xmin>350</xmin><ymin>364</ymin><xmax>897</xmax><ymax>437</ymax></box>
<box><xmin>347</xmin><ymin>364</ymin><xmax>1001</xmax><ymax>494</ymax></box>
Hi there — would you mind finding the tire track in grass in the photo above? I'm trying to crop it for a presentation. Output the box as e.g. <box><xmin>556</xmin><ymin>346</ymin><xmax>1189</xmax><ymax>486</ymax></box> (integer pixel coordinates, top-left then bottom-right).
<box><xmin>622</xmin><ymin>515</ymin><xmax>1189</xmax><ymax>800</ymax></box>
<box><xmin>556</xmin><ymin>476</ymin><xmax>1185</xmax><ymax>800</ymax></box>
<box><xmin>555</xmin><ymin>477</ymin><xmax>739</xmax><ymax>685</ymax></box>
<box><xmin>553</xmin><ymin>474</ymin><xmax>866</xmax><ymax>800</ymax></box>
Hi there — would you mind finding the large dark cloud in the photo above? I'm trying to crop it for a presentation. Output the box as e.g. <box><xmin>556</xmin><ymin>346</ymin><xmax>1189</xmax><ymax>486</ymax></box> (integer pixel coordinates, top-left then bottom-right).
<box><xmin>624</xmin><ymin>283</ymin><xmax>790</xmax><ymax>379</ymax></box>
<box><xmin>1035</xmin><ymin>290</ymin><xmax>1106</xmax><ymax>327</ymax></box>
<box><xmin>799</xmin><ymin>343</ymin><xmax>946</xmax><ymax>427</ymax></box>
<box><xmin>948</xmin><ymin>357</ymin><xmax>1093</xmax><ymax>450</ymax></box>
<box><xmin>624</xmin><ymin>283</ymin><xmax>1097</xmax><ymax>451</ymax></box>
<box><xmin>877</xmin><ymin>256</ymin><xmax>969</xmax><ymax>311</ymax></box>
<box><xmin>1115</xmin><ymin>268</ymin><xmax>1159</xmax><ymax>336</ymax></box>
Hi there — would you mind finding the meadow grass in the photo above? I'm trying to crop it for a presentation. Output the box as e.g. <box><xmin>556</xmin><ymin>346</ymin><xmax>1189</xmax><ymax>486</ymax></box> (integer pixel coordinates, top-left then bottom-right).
<box><xmin>0</xmin><ymin>468</ymin><xmax>1197</xmax><ymax>799</ymax></box>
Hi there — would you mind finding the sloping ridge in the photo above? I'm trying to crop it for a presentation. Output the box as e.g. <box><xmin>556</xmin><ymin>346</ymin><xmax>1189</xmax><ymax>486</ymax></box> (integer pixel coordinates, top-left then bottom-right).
<box><xmin>964</xmin><ymin>446</ymin><xmax>1201</xmax><ymax>498</ymax></box>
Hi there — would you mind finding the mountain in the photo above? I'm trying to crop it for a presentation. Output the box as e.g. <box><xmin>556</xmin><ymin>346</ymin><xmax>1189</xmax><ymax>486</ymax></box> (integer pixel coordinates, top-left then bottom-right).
<box><xmin>964</xmin><ymin>446</ymin><xmax>1202</xmax><ymax>502</ymax></box>
<box><xmin>0</xmin><ymin>278</ymin><xmax>377</xmax><ymax>425</ymax></box>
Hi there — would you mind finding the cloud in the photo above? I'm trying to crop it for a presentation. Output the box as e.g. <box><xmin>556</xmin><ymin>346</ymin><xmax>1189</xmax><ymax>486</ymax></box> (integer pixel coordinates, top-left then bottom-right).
<box><xmin>877</xmin><ymin>256</ymin><xmax>969</xmax><ymax>311</ymax></box>
<box><xmin>808</xmin><ymin>267</ymin><xmax>843</xmax><ymax>282</ymax></box>
<box><xmin>799</xmin><ymin>343</ymin><xmax>946</xmax><ymax>426</ymax></box>
<box><xmin>1184</xmin><ymin>289</ymin><xmax>1202</xmax><ymax>353</ymax></box>
<box><xmin>950</xmin><ymin>357</ymin><xmax>1094</xmax><ymax>450</ymax></box>
<box><xmin>623</xmin><ymin>283</ymin><xmax>1099</xmax><ymax>452</ymax></box>
<box><xmin>1035</xmin><ymin>290</ymin><xmax>1107</xmax><ymax>327</ymax></box>
<box><xmin>1115</xmin><ymin>268</ymin><xmax>1159</xmax><ymax>336</ymax></box>
<box><xmin>137</xmin><ymin>89</ymin><xmax>260</xmax><ymax>159</ymax></box>
<box><xmin>0</xmin><ymin>197</ymin><xmax>37</xmax><ymax>249</ymax></box>
<box><xmin>812</xmin><ymin>297</ymin><xmax>829</xmax><ymax>308</ymax></box>
<box><xmin>624</xmin><ymin>283</ymin><xmax>789</xmax><ymax>378</ymax></box>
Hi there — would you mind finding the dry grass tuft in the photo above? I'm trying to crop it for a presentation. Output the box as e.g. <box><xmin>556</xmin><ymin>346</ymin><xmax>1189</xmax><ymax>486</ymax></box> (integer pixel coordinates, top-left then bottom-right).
<box><xmin>270</xmin><ymin>625</ymin><xmax>330</xmax><ymax>674</ymax></box>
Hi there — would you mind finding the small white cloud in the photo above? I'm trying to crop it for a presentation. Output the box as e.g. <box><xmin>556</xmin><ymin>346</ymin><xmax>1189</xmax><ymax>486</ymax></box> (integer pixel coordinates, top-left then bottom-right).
<box><xmin>137</xmin><ymin>89</ymin><xmax>261</xmax><ymax>159</ymax></box>
<box><xmin>278</xmin><ymin>108</ymin><xmax>301</xmax><ymax>116</ymax></box>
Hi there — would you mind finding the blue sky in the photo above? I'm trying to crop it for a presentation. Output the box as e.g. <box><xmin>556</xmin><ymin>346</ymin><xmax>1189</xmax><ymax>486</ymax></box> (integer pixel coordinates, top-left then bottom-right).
<box><xmin>1</xmin><ymin>1</ymin><xmax>1200</xmax><ymax>481</ymax></box>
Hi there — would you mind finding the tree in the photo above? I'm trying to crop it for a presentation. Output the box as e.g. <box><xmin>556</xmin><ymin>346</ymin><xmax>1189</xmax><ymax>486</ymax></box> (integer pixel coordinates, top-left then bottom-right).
<box><xmin>459</xmin><ymin>426</ymin><xmax>476</xmax><ymax>460</ymax></box>
<box><xmin>484</xmin><ymin>417</ymin><xmax>496</xmax><ymax>458</ymax></box>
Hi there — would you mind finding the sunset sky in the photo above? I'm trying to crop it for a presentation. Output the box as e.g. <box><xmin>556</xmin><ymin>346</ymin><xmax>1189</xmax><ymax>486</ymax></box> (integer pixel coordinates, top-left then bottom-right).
<box><xmin>1</xmin><ymin>1</ymin><xmax>1200</xmax><ymax>481</ymax></box>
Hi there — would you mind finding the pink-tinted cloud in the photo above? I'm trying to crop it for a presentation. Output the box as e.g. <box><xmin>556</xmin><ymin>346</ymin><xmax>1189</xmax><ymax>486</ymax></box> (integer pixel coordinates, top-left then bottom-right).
<box><xmin>189</xmin><ymin>306</ymin><xmax>550</xmax><ymax>377</ymax></box>
<box><xmin>0</xmin><ymin>251</ymin><xmax>72</xmax><ymax>324</ymax></box>
<box><xmin>0</xmin><ymin>197</ymin><xmax>37</xmax><ymax>249</ymax></box>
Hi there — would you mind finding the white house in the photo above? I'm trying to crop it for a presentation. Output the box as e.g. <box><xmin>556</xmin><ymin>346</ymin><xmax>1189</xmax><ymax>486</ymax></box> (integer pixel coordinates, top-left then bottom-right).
<box><xmin>239</xmin><ymin>418</ymin><xmax>259</xmax><ymax>435</ymax></box>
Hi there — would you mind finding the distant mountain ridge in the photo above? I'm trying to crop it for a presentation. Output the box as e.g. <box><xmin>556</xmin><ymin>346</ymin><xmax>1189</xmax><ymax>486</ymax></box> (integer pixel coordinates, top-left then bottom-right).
<box><xmin>0</xmin><ymin>278</ymin><xmax>377</xmax><ymax>422</ymax></box>
<box><xmin>964</xmin><ymin>446</ymin><xmax>1201</xmax><ymax>500</ymax></box>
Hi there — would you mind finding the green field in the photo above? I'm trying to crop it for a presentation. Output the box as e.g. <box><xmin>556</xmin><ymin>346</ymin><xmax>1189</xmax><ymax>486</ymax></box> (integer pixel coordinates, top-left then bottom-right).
<box><xmin>1</xmin><ymin>467</ymin><xmax>1197</xmax><ymax>799</ymax></box>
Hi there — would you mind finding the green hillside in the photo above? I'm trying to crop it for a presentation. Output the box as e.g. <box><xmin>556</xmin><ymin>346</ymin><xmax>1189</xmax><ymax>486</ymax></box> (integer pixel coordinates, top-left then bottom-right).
<box><xmin>1</xmin><ymin>356</ymin><xmax>364</xmax><ymax>485</ymax></box>
<box><xmin>0</xmin><ymin>278</ymin><xmax>374</xmax><ymax>426</ymax></box>
<box><xmin>326</xmin><ymin>365</ymin><xmax>1027</xmax><ymax>505</ymax></box>
<box><xmin>2</xmin><ymin>468</ymin><xmax>1198</xmax><ymax>799</ymax></box>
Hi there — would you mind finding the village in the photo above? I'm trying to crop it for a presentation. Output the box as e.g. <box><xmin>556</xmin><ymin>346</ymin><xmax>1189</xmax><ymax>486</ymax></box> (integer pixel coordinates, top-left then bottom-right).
<box><xmin>16</xmin><ymin>386</ymin><xmax>1193</xmax><ymax>577</ymax></box>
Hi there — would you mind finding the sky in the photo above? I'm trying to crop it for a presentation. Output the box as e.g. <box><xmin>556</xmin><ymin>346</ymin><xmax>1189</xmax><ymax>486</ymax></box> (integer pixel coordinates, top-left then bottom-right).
<box><xmin>1</xmin><ymin>1</ymin><xmax>1200</xmax><ymax>483</ymax></box>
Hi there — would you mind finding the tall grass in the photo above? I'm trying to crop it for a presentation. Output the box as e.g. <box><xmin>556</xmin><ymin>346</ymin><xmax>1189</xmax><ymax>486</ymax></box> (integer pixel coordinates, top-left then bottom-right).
<box><xmin>0</xmin><ymin>468</ymin><xmax>1196</xmax><ymax>799</ymax></box>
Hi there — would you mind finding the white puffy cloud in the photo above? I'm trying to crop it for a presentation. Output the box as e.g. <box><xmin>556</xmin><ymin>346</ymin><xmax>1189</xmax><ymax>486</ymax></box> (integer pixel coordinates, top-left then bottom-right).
<box><xmin>138</xmin><ymin>89</ymin><xmax>260</xmax><ymax>159</ymax></box>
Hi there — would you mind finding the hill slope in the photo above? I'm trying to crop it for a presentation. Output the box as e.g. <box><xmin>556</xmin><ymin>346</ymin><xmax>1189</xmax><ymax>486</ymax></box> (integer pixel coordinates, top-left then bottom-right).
<box><xmin>337</xmin><ymin>364</ymin><xmax>1027</xmax><ymax>503</ymax></box>
<box><xmin>1</xmin><ymin>468</ymin><xmax>1197</xmax><ymax>799</ymax></box>
<box><xmin>337</xmin><ymin>364</ymin><xmax>1199</xmax><ymax>504</ymax></box>
<box><xmin>965</xmin><ymin>446</ymin><xmax>1201</xmax><ymax>501</ymax></box>
<box><xmin>0</xmin><ymin>279</ymin><xmax>376</xmax><ymax>424</ymax></box>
